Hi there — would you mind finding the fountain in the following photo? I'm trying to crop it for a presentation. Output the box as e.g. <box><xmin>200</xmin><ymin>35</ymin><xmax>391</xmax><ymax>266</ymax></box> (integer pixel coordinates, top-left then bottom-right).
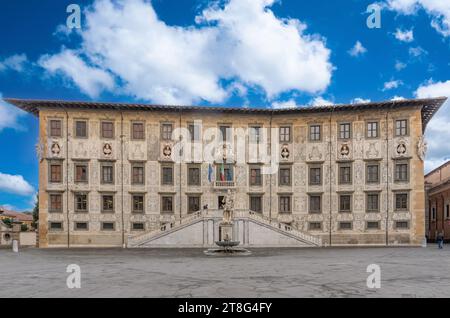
<box><xmin>204</xmin><ymin>190</ymin><xmax>252</xmax><ymax>256</ymax></box>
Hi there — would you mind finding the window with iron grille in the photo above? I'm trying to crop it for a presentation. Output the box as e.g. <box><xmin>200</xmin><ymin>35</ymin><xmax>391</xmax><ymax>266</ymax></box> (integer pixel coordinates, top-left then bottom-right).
<box><xmin>339</xmin><ymin>164</ymin><xmax>352</xmax><ymax>184</ymax></box>
<box><xmin>250</xmin><ymin>167</ymin><xmax>262</xmax><ymax>186</ymax></box>
<box><xmin>395</xmin><ymin>163</ymin><xmax>408</xmax><ymax>182</ymax></box>
<box><xmin>367</xmin><ymin>122</ymin><xmax>378</xmax><ymax>138</ymax></box>
<box><xmin>162</xmin><ymin>166</ymin><xmax>173</xmax><ymax>185</ymax></box>
<box><xmin>279</xmin><ymin>196</ymin><xmax>291</xmax><ymax>213</ymax></box>
<box><xmin>75</xmin><ymin>164</ymin><xmax>88</xmax><ymax>183</ymax></box>
<box><xmin>75</xmin><ymin>120</ymin><xmax>87</xmax><ymax>138</ymax></box>
<box><xmin>101</xmin><ymin>222</ymin><xmax>115</xmax><ymax>231</ymax></box>
<box><xmin>188</xmin><ymin>167</ymin><xmax>200</xmax><ymax>186</ymax></box>
<box><xmin>75</xmin><ymin>194</ymin><xmax>88</xmax><ymax>212</ymax></box>
<box><xmin>132</xmin><ymin>222</ymin><xmax>145</xmax><ymax>231</ymax></box>
<box><xmin>74</xmin><ymin>222</ymin><xmax>88</xmax><ymax>231</ymax></box>
<box><xmin>366</xmin><ymin>193</ymin><xmax>380</xmax><ymax>212</ymax></box>
<box><xmin>162</xmin><ymin>196</ymin><xmax>174</xmax><ymax>213</ymax></box>
<box><xmin>310</xmin><ymin>125</ymin><xmax>321</xmax><ymax>141</ymax></box>
<box><xmin>250</xmin><ymin>196</ymin><xmax>263</xmax><ymax>213</ymax></box>
<box><xmin>395</xmin><ymin>119</ymin><xmax>408</xmax><ymax>136</ymax></box>
<box><xmin>161</xmin><ymin>123</ymin><xmax>173</xmax><ymax>140</ymax></box>
<box><xmin>132</xmin><ymin>122</ymin><xmax>145</xmax><ymax>140</ymax></box>
<box><xmin>132</xmin><ymin>195</ymin><xmax>144</xmax><ymax>213</ymax></box>
<box><xmin>102</xmin><ymin>195</ymin><xmax>114</xmax><ymax>213</ymax></box>
<box><xmin>339</xmin><ymin>222</ymin><xmax>352</xmax><ymax>230</ymax></box>
<box><xmin>188</xmin><ymin>196</ymin><xmax>200</xmax><ymax>213</ymax></box>
<box><xmin>309</xmin><ymin>195</ymin><xmax>321</xmax><ymax>213</ymax></box>
<box><xmin>49</xmin><ymin>194</ymin><xmax>62</xmax><ymax>213</ymax></box>
<box><xmin>309</xmin><ymin>167</ymin><xmax>322</xmax><ymax>185</ymax></box>
<box><xmin>395</xmin><ymin>193</ymin><xmax>408</xmax><ymax>210</ymax></box>
<box><xmin>339</xmin><ymin>123</ymin><xmax>351</xmax><ymax>139</ymax></box>
<box><xmin>366</xmin><ymin>221</ymin><xmax>380</xmax><ymax>230</ymax></box>
<box><xmin>309</xmin><ymin>222</ymin><xmax>322</xmax><ymax>230</ymax></box>
<box><xmin>101</xmin><ymin>121</ymin><xmax>114</xmax><ymax>139</ymax></box>
<box><xmin>132</xmin><ymin>165</ymin><xmax>145</xmax><ymax>185</ymax></box>
<box><xmin>279</xmin><ymin>126</ymin><xmax>291</xmax><ymax>143</ymax></box>
<box><xmin>49</xmin><ymin>222</ymin><xmax>63</xmax><ymax>231</ymax></box>
<box><xmin>395</xmin><ymin>221</ymin><xmax>409</xmax><ymax>229</ymax></box>
<box><xmin>50</xmin><ymin>119</ymin><xmax>62</xmax><ymax>137</ymax></box>
<box><xmin>366</xmin><ymin>164</ymin><xmax>379</xmax><ymax>183</ymax></box>
<box><xmin>339</xmin><ymin>195</ymin><xmax>352</xmax><ymax>212</ymax></box>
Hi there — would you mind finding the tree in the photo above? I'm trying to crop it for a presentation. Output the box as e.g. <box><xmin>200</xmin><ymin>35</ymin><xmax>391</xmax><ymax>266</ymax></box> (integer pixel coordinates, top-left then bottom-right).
<box><xmin>21</xmin><ymin>224</ymin><xmax>28</xmax><ymax>232</ymax></box>
<box><xmin>32</xmin><ymin>193</ymin><xmax>39</xmax><ymax>229</ymax></box>
<box><xmin>2</xmin><ymin>218</ymin><xmax>12</xmax><ymax>228</ymax></box>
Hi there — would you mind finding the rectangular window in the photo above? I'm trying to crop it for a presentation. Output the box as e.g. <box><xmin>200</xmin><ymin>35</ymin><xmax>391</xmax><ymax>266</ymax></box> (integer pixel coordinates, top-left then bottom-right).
<box><xmin>339</xmin><ymin>195</ymin><xmax>352</xmax><ymax>213</ymax></box>
<box><xmin>395</xmin><ymin>221</ymin><xmax>409</xmax><ymax>229</ymax></box>
<box><xmin>50</xmin><ymin>119</ymin><xmax>62</xmax><ymax>137</ymax></box>
<box><xmin>250</xmin><ymin>196</ymin><xmax>263</xmax><ymax>213</ymax></box>
<box><xmin>161</xmin><ymin>123</ymin><xmax>173</xmax><ymax>141</ymax></box>
<box><xmin>49</xmin><ymin>222</ymin><xmax>63</xmax><ymax>231</ymax></box>
<box><xmin>367</xmin><ymin>164</ymin><xmax>379</xmax><ymax>183</ymax></box>
<box><xmin>339</xmin><ymin>222</ymin><xmax>353</xmax><ymax>230</ymax></box>
<box><xmin>75</xmin><ymin>120</ymin><xmax>87</xmax><ymax>138</ymax></box>
<box><xmin>162</xmin><ymin>166</ymin><xmax>174</xmax><ymax>185</ymax></box>
<box><xmin>74</xmin><ymin>194</ymin><xmax>88</xmax><ymax>212</ymax></box>
<box><xmin>309</xmin><ymin>222</ymin><xmax>322</xmax><ymax>231</ymax></box>
<box><xmin>132</xmin><ymin>195</ymin><xmax>144</xmax><ymax>213</ymax></box>
<box><xmin>49</xmin><ymin>163</ymin><xmax>62</xmax><ymax>183</ymax></box>
<box><xmin>395</xmin><ymin>163</ymin><xmax>409</xmax><ymax>182</ymax></box>
<box><xmin>279</xmin><ymin>196</ymin><xmax>291</xmax><ymax>214</ymax></box>
<box><xmin>309</xmin><ymin>167</ymin><xmax>322</xmax><ymax>185</ymax></box>
<box><xmin>219</xmin><ymin>126</ymin><xmax>230</xmax><ymax>142</ymax></box>
<box><xmin>101</xmin><ymin>121</ymin><xmax>114</xmax><ymax>139</ymax></box>
<box><xmin>367</xmin><ymin>121</ymin><xmax>378</xmax><ymax>138</ymax></box>
<box><xmin>188</xmin><ymin>124</ymin><xmax>200</xmax><ymax>142</ymax></box>
<box><xmin>367</xmin><ymin>193</ymin><xmax>380</xmax><ymax>212</ymax></box>
<box><xmin>162</xmin><ymin>196</ymin><xmax>174</xmax><ymax>213</ymax></box>
<box><xmin>339</xmin><ymin>123</ymin><xmax>351</xmax><ymax>139</ymax></box>
<box><xmin>395</xmin><ymin>193</ymin><xmax>408</xmax><ymax>211</ymax></box>
<box><xmin>432</xmin><ymin>207</ymin><xmax>436</xmax><ymax>220</ymax></box>
<box><xmin>188</xmin><ymin>196</ymin><xmax>200</xmax><ymax>213</ymax></box>
<box><xmin>132</xmin><ymin>122</ymin><xmax>145</xmax><ymax>140</ymax></box>
<box><xmin>310</xmin><ymin>125</ymin><xmax>321</xmax><ymax>141</ymax></box>
<box><xmin>74</xmin><ymin>222</ymin><xmax>88</xmax><ymax>231</ymax></box>
<box><xmin>101</xmin><ymin>163</ymin><xmax>114</xmax><ymax>184</ymax></box>
<box><xmin>102</xmin><ymin>195</ymin><xmax>114</xmax><ymax>213</ymax></box>
<box><xmin>366</xmin><ymin>221</ymin><xmax>380</xmax><ymax>230</ymax></box>
<box><xmin>279</xmin><ymin>166</ymin><xmax>291</xmax><ymax>186</ymax></box>
<box><xmin>279</xmin><ymin>126</ymin><xmax>291</xmax><ymax>143</ymax></box>
<box><xmin>75</xmin><ymin>164</ymin><xmax>88</xmax><ymax>183</ymax></box>
<box><xmin>250</xmin><ymin>167</ymin><xmax>262</xmax><ymax>186</ymax></box>
<box><xmin>49</xmin><ymin>194</ymin><xmax>62</xmax><ymax>213</ymax></box>
<box><xmin>188</xmin><ymin>166</ymin><xmax>200</xmax><ymax>186</ymax></box>
<box><xmin>132</xmin><ymin>223</ymin><xmax>145</xmax><ymax>231</ymax></box>
<box><xmin>101</xmin><ymin>222</ymin><xmax>115</xmax><ymax>231</ymax></box>
<box><xmin>132</xmin><ymin>164</ymin><xmax>145</xmax><ymax>185</ymax></box>
<box><xmin>395</xmin><ymin>119</ymin><xmax>408</xmax><ymax>136</ymax></box>
<box><xmin>339</xmin><ymin>164</ymin><xmax>352</xmax><ymax>184</ymax></box>
<box><xmin>249</xmin><ymin>126</ymin><xmax>261</xmax><ymax>143</ymax></box>
<box><xmin>309</xmin><ymin>195</ymin><xmax>322</xmax><ymax>214</ymax></box>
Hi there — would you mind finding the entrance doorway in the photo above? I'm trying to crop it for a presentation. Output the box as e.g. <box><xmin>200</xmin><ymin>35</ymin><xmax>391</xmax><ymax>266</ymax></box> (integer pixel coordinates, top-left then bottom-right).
<box><xmin>218</xmin><ymin>196</ymin><xmax>225</xmax><ymax>209</ymax></box>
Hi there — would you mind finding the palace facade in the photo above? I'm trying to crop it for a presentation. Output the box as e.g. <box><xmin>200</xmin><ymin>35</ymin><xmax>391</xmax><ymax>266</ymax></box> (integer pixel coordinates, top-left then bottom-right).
<box><xmin>6</xmin><ymin>97</ymin><xmax>446</xmax><ymax>248</ymax></box>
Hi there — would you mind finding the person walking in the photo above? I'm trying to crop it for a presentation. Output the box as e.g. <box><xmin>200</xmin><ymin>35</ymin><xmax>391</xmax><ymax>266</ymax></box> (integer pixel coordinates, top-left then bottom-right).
<box><xmin>437</xmin><ymin>232</ymin><xmax>444</xmax><ymax>249</ymax></box>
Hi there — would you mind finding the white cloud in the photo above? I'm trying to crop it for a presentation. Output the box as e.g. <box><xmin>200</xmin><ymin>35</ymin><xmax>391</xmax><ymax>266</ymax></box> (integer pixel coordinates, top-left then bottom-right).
<box><xmin>391</xmin><ymin>95</ymin><xmax>406</xmax><ymax>100</ymax></box>
<box><xmin>272</xmin><ymin>99</ymin><xmax>298</xmax><ymax>109</ymax></box>
<box><xmin>39</xmin><ymin>50</ymin><xmax>115</xmax><ymax>98</ymax></box>
<box><xmin>383</xmin><ymin>79</ymin><xmax>403</xmax><ymax>91</ymax></box>
<box><xmin>386</xmin><ymin>0</ymin><xmax>450</xmax><ymax>37</ymax></box>
<box><xmin>414</xmin><ymin>79</ymin><xmax>450</xmax><ymax>172</ymax></box>
<box><xmin>395</xmin><ymin>60</ymin><xmax>407</xmax><ymax>71</ymax></box>
<box><xmin>409</xmin><ymin>46</ymin><xmax>428</xmax><ymax>58</ymax></box>
<box><xmin>394</xmin><ymin>28</ymin><xmax>414</xmax><ymax>42</ymax></box>
<box><xmin>0</xmin><ymin>172</ymin><xmax>35</xmax><ymax>196</ymax></box>
<box><xmin>0</xmin><ymin>93</ymin><xmax>26</xmax><ymax>132</ymax></box>
<box><xmin>348</xmin><ymin>41</ymin><xmax>367</xmax><ymax>57</ymax></box>
<box><xmin>0</xmin><ymin>54</ymin><xmax>28</xmax><ymax>73</ymax></box>
<box><xmin>39</xmin><ymin>0</ymin><xmax>333</xmax><ymax>104</ymax></box>
<box><xmin>351</xmin><ymin>98</ymin><xmax>371</xmax><ymax>104</ymax></box>
<box><xmin>311</xmin><ymin>96</ymin><xmax>334</xmax><ymax>107</ymax></box>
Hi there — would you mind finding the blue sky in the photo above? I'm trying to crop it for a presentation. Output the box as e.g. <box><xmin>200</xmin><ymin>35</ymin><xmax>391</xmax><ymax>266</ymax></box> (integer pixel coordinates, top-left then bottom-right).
<box><xmin>1</xmin><ymin>0</ymin><xmax>450</xmax><ymax>211</ymax></box>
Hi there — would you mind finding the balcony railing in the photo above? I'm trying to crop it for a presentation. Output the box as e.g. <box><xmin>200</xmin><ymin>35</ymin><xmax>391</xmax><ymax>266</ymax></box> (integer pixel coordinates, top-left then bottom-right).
<box><xmin>214</xmin><ymin>180</ymin><xmax>236</xmax><ymax>188</ymax></box>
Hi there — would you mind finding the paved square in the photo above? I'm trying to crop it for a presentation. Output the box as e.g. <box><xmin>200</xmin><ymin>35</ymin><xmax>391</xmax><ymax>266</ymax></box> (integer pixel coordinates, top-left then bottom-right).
<box><xmin>1</xmin><ymin>247</ymin><xmax>449</xmax><ymax>298</ymax></box>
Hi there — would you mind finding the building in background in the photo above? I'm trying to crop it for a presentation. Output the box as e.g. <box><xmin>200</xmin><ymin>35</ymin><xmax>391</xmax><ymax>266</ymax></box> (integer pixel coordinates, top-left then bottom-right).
<box><xmin>5</xmin><ymin>97</ymin><xmax>446</xmax><ymax>248</ymax></box>
<box><xmin>425</xmin><ymin>161</ymin><xmax>450</xmax><ymax>242</ymax></box>
<box><xmin>0</xmin><ymin>207</ymin><xmax>34</xmax><ymax>231</ymax></box>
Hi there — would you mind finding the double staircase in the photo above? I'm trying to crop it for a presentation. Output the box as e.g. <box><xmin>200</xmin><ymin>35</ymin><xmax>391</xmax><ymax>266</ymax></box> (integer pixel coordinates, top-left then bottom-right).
<box><xmin>127</xmin><ymin>210</ymin><xmax>322</xmax><ymax>248</ymax></box>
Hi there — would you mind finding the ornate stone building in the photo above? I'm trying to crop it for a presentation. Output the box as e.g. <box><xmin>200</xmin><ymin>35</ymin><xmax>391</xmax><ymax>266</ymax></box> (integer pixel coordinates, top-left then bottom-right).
<box><xmin>6</xmin><ymin>97</ymin><xmax>446</xmax><ymax>248</ymax></box>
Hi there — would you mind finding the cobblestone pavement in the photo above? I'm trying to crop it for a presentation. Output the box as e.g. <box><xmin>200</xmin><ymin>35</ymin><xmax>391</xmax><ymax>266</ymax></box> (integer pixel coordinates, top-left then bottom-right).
<box><xmin>1</xmin><ymin>247</ymin><xmax>449</xmax><ymax>298</ymax></box>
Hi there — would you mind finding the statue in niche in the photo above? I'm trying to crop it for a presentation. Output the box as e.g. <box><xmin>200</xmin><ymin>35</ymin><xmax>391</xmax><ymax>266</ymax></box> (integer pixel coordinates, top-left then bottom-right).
<box><xmin>222</xmin><ymin>189</ymin><xmax>235</xmax><ymax>224</ymax></box>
